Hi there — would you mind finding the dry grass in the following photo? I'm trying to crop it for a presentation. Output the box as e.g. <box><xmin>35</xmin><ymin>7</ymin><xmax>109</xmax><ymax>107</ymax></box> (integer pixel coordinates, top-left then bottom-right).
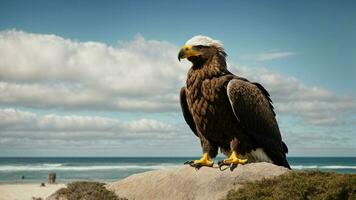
<box><xmin>225</xmin><ymin>171</ymin><xmax>356</xmax><ymax>200</ymax></box>
<box><xmin>53</xmin><ymin>181</ymin><xmax>127</xmax><ymax>200</ymax></box>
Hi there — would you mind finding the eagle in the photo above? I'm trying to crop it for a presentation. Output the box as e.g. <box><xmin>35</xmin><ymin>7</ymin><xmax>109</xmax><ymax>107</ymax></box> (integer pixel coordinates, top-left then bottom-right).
<box><xmin>178</xmin><ymin>35</ymin><xmax>290</xmax><ymax>171</ymax></box>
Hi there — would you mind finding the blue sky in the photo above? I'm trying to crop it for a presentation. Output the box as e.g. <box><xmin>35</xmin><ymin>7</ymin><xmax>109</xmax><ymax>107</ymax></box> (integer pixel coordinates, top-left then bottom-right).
<box><xmin>0</xmin><ymin>0</ymin><xmax>355</xmax><ymax>157</ymax></box>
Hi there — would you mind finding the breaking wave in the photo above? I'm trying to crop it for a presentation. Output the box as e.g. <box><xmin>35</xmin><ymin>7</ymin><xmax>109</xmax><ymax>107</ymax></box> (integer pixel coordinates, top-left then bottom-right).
<box><xmin>0</xmin><ymin>163</ymin><xmax>180</xmax><ymax>171</ymax></box>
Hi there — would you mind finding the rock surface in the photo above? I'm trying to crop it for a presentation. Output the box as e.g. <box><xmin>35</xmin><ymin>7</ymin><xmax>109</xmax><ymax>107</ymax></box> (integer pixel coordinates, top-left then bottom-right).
<box><xmin>107</xmin><ymin>162</ymin><xmax>290</xmax><ymax>200</ymax></box>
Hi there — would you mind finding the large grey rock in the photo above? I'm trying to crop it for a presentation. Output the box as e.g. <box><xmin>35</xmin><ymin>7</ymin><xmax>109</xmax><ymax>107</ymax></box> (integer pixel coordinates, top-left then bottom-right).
<box><xmin>107</xmin><ymin>162</ymin><xmax>290</xmax><ymax>200</ymax></box>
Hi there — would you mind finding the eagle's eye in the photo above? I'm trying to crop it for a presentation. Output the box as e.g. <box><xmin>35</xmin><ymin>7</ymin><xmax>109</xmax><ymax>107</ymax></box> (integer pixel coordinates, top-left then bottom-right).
<box><xmin>195</xmin><ymin>45</ymin><xmax>204</xmax><ymax>49</ymax></box>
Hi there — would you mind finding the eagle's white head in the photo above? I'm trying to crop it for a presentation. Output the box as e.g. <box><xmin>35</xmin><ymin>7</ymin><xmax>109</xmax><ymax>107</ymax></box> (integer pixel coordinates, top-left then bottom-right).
<box><xmin>185</xmin><ymin>35</ymin><xmax>223</xmax><ymax>48</ymax></box>
<box><xmin>178</xmin><ymin>35</ymin><xmax>226</xmax><ymax>64</ymax></box>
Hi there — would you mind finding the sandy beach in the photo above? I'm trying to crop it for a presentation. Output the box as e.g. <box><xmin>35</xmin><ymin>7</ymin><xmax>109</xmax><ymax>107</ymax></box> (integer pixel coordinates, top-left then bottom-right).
<box><xmin>0</xmin><ymin>183</ymin><xmax>65</xmax><ymax>200</ymax></box>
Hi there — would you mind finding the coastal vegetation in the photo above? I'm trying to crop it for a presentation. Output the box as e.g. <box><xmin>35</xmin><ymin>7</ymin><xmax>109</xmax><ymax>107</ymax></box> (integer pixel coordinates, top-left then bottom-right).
<box><xmin>51</xmin><ymin>181</ymin><xmax>127</xmax><ymax>200</ymax></box>
<box><xmin>46</xmin><ymin>166</ymin><xmax>355</xmax><ymax>200</ymax></box>
<box><xmin>225</xmin><ymin>171</ymin><xmax>356</xmax><ymax>200</ymax></box>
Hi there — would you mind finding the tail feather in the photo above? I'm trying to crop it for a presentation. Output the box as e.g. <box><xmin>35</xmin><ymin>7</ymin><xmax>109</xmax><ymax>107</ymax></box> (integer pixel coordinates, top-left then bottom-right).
<box><xmin>280</xmin><ymin>157</ymin><xmax>291</xmax><ymax>169</ymax></box>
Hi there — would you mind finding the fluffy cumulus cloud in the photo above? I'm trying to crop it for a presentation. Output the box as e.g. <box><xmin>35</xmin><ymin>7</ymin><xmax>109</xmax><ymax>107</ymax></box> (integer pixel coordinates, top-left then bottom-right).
<box><xmin>231</xmin><ymin>66</ymin><xmax>355</xmax><ymax>126</ymax></box>
<box><xmin>0</xmin><ymin>30</ymin><xmax>187</xmax><ymax>112</ymax></box>
<box><xmin>0</xmin><ymin>108</ymin><xmax>196</xmax><ymax>156</ymax></box>
<box><xmin>0</xmin><ymin>108</ymin><xmax>175</xmax><ymax>138</ymax></box>
<box><xmin>0</xmin><ymin>30</ymin><xmax>355</xmax><ymax>156</ymax></box>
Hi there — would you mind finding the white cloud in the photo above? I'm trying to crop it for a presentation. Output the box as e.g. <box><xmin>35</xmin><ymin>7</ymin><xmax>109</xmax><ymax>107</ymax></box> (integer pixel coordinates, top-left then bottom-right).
<box><xmin>0</xmin><ymin>108</ymin><xmax>36</xmax><ymax>129</ymax></box>
<box><xmin>0</xmin><ymin>108</ymin><xmax>196</xmax><ymax>156</ymax></box>
<box><xmin>0</xmin><ymin>108</ymin><xmax>175</xmax><ymax>140</ymax></box>
<box><xmin>0</xmin><ymin>30</ymin><xmax>187</xmax><ymax>112</ymax></box>
<box><xmin>231</xmin><ymin>66</ymin><xmax>355</xmax><ymax>126</ymax></box>
<box><xmin>1</xmin><ymin>30</ymin><xmax>354</xmax><ymax>125</ymax></box>
<box><xmin>240</xmin><ymin>51</ymin><xmax>296</xmax><ymax>61</ymax></box>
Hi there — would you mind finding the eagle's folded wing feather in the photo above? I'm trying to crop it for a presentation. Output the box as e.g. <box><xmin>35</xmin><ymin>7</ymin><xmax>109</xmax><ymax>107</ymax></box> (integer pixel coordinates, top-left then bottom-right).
<box><xmin>226</xmin><ymin>79</ymin><xmax>290</xmax><ymax>168</ymax></box>
<box><xmin>180</xmin><ymin>87</ymin><xmax>198</xmax><ymax>137</ymax></box>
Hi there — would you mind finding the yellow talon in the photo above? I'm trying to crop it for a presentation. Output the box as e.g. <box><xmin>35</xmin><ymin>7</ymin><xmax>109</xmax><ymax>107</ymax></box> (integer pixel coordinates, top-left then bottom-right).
<box><xmin>193</xmin><ymin>153</ymin><xmax>214</xmax><ymax>166</ymax></box>
<box><xmin>218</xmin><ymin>151</ymin><xmax>247</xmax><ymax>171</ymax></box>
<box><xmin>223</xmin><ymin>151</ymin><xmax>248</xmax><ymax>165</ymax></box>
<box><xmin>184</xmin><ymin>153</ymin><xmax>214</xmax><ymax>168</ymax></box>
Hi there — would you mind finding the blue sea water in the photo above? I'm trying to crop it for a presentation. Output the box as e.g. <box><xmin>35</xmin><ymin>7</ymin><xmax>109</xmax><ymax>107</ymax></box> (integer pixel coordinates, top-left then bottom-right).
<box><xmin>0</xmin><ymin>157</ymin><xmax>355</xmax><ymax>183</ymax></box>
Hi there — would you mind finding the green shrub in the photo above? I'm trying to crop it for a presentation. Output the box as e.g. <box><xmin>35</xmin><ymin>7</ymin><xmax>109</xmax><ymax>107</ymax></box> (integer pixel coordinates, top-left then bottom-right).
<box><xmin>54</xmin><ymin>181</ymin><xmax>127</xmax><ymax>200</ymax></box>
<box><xmin>225</xmin><ymin>171</ymin><xmax>356</xmax><ymax>200</ymax></box>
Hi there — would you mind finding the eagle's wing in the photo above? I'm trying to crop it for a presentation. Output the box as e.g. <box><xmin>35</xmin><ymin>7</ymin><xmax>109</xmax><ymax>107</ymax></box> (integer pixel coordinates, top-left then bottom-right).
<box><xmin>180</xmin><ymin>87</ymin><xmax>198</xmax><ymax>137</ymax></box>
<box><xmin>226</xmin><ymin>78</ymin><xmax>290</xmax><ymax>168</ymax></box>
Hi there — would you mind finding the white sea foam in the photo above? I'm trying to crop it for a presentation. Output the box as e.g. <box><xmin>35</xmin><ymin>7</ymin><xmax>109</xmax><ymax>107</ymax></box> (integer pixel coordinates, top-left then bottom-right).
<box><xmin>42</xmin><ymin>163</ymin><xmax>64</xmax><ymax>167</ymax></box>
<box><xmin>319</xmin><ymin>165</ymin><xmax>356</xmax><ymax>169</ymax></box>
<box><xmin>291</xmin><ymin>165</ymin><xmax>318</xmax><ymax>169</ymax></box>
<box><xmin>0</xmin><ymin>164</ymin><xmax>181</xmax><ymax>171</ymax></box>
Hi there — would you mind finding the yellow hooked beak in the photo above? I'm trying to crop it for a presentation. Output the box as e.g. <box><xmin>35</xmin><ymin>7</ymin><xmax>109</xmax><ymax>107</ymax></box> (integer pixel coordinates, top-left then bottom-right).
<box><xmin>178</xmin><ymin>45</ymin><xmax>202</xmax><ymax>61</ymax></box>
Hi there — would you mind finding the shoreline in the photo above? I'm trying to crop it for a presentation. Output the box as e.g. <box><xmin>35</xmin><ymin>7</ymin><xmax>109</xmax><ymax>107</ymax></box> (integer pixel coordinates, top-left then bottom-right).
<box><xmin>0</xmin><ymin>181</ymin><xmax>65</xmax><ymax>185</ymax></box>
<box><xmin>0</xmin><ymin>180</ymin><xmax>111</xmax><ymax>184</ymax></box>
<box><xmin>0</xmin><ymin>183</ymin><xmax>66</xmax><ymax>200</ymax></box>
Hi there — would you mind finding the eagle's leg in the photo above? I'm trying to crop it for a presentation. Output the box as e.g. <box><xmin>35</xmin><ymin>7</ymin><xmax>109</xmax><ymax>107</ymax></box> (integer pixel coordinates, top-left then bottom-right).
<box><xmin>218</xmin><ymin>138</ymin><xmax>248</xmax><ymax>171</ymax></box>
<box><xmin>184</xmin><ymin>138</ymin><xmax>216</xmax><ymax>169</ymax></box>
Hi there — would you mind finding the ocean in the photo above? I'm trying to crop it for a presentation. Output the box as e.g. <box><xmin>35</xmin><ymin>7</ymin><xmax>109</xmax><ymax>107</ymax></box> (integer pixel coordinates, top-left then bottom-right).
<box><xmin>0</xmin><ymin>157</ymin><xmax>355</xmax><ymax>183</ymax></box>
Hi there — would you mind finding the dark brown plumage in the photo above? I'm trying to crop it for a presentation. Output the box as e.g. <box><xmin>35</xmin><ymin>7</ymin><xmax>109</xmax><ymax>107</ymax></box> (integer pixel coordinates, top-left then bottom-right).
<box><xmin>179</xmin><ymin>37</ymin><xmax>290</xmax><ymax>169</ymax></box>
